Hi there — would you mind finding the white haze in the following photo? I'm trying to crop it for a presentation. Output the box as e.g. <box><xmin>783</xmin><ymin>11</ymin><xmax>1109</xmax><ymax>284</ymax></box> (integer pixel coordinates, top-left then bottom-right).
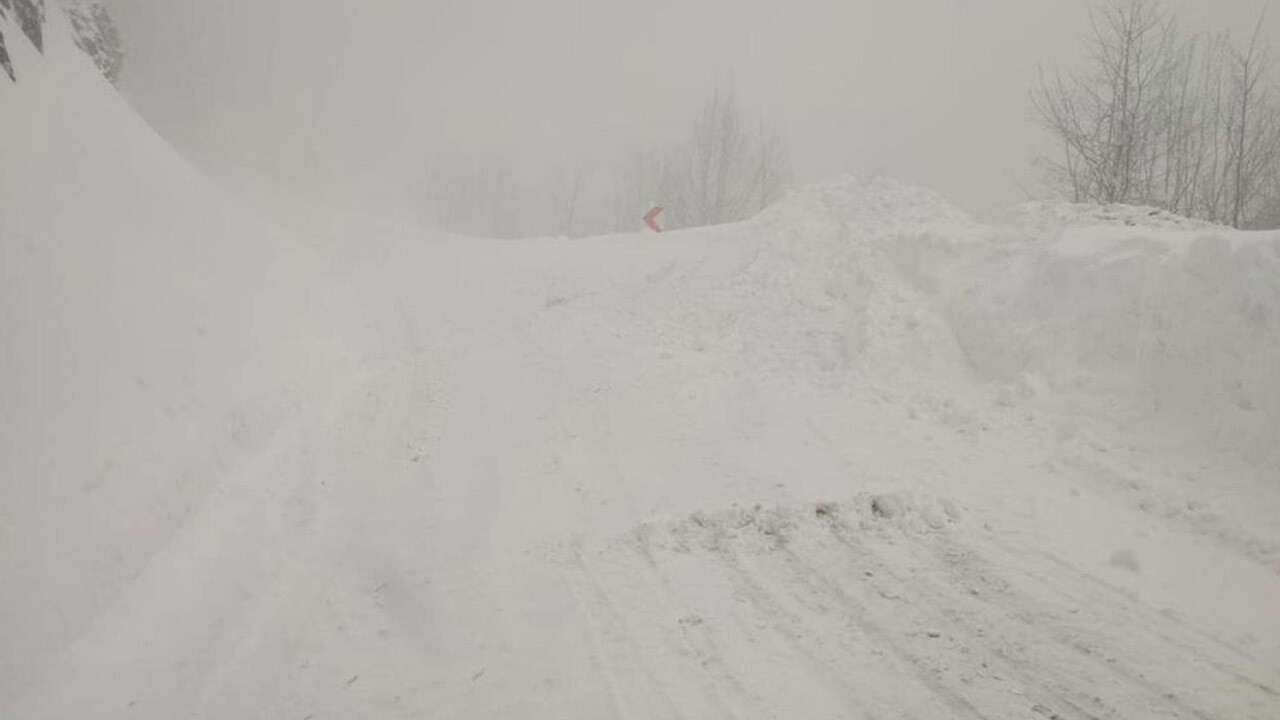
<box><xmin>5</xmin><ymin>4</ymin><xmax>1280</xmax><ymax>717</ymax></box>
<box><xmin>108</xmin><ymin>0</ymin><xmax>1280</xmax><ymax>230</ymax></box>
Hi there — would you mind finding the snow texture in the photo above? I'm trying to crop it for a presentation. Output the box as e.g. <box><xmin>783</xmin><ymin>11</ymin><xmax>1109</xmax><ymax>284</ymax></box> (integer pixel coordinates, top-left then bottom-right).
<box><xmin>2</xmin><ymin>14</ymin><xmax>1279</xmax><ymax>720</ymax></box>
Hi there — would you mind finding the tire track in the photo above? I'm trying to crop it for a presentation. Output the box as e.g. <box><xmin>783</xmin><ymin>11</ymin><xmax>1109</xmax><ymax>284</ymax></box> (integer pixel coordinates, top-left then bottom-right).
<box><xmin>818</xmin><ymin>511</ymin><xmax>1247</xmax><ymax>720</ymax></box>
<box><xmin>563</xmin><ymin>546</ymin><xmax>684</xmax><ymax>720</ymax></box>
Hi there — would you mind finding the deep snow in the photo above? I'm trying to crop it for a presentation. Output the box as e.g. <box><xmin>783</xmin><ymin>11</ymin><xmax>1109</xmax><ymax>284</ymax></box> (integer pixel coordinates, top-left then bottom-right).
<box><xmin>0</xmin><ymin>6</ymin><xmax>357</xmax><ymax>703</ymax></box>
<box><xmin>2</xmin><ymin>10</ymin><xmax>1280</xmax><ymax>720</ymax></box>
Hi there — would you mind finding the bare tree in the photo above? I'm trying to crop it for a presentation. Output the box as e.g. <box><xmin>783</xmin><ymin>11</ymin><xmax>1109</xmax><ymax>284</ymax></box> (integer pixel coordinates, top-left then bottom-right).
<box><xmin>680</xmin><ymin>84</ymin><xmax>787</xmax><ymax>226</ymax></box>
<box><xmin>1033</xmin><ymin>0</ymin><xmax>1179</xmax><ymax>206</ymax></box>
<box><xmin>617</xmin><ymin>83</ymin><xmax>787</xmax><ymax>231</ymax></box>
<box><xmin>423</xmin><ymin>153</ymin><xmax>519</xmax><ymax>237</ymax></box>
<box><xmin>686</xmin><ymin>84</ymin><xmax>748</xmax><ymax>225</ymax></box>
<box><xmin>750</xmin><ymin>117</ymin><xmax>787</xmax><ymax>215</ymax></box>
<box><xmin>1188</xmin><ymin>35</ymin><xmax>1233</xmax><ymax>222</ymax></box>
<box><xmin>1158</xmin><ymin>35</ymin><xmax>1205</xmax><ymax>215</ymax></box>
<box><xmin>1224</xmin><ymin>11</ymin><xmax>1278</xmax><ymax>228</ymax></box>
<box><xmin>548</xmin><ymin>163</ymin><xmax>588</xmax><ymax>237</ymax></box>
<box><xmin>1034</xmin><ymin>0</ymin><xmax>1280</xmax><ymax>228</ymax></box>
<box><xmin>1260</xmin><ymin>160</ymin><xmax>1280</xmax><ymax>229</ymax></box>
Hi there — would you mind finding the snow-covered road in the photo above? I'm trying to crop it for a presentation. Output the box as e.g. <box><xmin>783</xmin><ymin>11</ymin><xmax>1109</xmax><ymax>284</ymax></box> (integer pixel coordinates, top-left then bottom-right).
<box><xmin>4</xmin><ymin>15</ymin><xmax>1280</xmax><ymax>718</ymax></box>
<box><xmin>18</xmin><ymin>182</ymin><xmax>1280</xmax><ymax>718</ymax></box>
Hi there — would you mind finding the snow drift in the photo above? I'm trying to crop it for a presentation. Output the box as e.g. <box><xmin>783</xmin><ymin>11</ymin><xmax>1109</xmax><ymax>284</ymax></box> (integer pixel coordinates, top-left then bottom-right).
<box><xmin>0</xmin><ymin>7</ymin><xmax>353</xmax><ymax>703</ymax></box>
<box><xmin>951</xmin><ymin>212</ymin><xmax>1280</xmax><ymax>468</ymax></box>
<box><xmin>2</xmin><ymin>13</ymin><xmax>1278</xmax><ymax>719</ymax></box>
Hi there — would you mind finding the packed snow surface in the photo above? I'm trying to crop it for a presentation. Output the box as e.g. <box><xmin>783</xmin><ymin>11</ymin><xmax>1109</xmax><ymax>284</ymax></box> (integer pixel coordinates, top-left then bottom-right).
<box><xmin>3</xmin><ymin>15</ymin><xmax>1280</xmax><ymax>720</ymax></box>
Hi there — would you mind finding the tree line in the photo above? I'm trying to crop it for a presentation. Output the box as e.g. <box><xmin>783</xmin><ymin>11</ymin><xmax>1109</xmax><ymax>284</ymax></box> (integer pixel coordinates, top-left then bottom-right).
<box><xmin>1033</xmin><ymin>0</ymin><xmax>1280</xmax><ymax>229</ymax></box>
<box><xmin>420</xmin><ymin>0</ymin><xmax>1280</xmax><ymax>238</ymax></box>
<box><xmin>419</xmin><ymin>84</ymin><xmax>787</xmax><ymax>238</ymax></box>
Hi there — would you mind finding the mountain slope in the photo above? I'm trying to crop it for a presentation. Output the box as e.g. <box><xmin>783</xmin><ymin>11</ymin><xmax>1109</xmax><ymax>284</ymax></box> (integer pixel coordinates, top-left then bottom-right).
<box><xmin>0</xmin><ymin>6</ymin><xmax>354</xmax><ymax>704</ymax></box>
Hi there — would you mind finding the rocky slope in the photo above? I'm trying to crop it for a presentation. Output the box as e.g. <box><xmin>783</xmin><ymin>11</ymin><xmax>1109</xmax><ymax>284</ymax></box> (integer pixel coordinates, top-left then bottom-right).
<box><xmin>1</xmin><ymin>0</ymin><xmax>121</xmax><ymax>83</ymax></box>
<box><xmin>0</xmin><ymin>0</ymin><xmax>46</xmax><ymax>80</ymax></box>
<box><xmin>58</xmin><ymin>0</ymin><xmax>120</xmax><ymax>82</ymax></box>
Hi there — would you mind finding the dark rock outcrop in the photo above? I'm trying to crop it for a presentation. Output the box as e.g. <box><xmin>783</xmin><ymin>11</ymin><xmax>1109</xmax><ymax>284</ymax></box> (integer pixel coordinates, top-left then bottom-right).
<box><xmin>0</xmin><ymin>0</ymin><xmax>16</xmax><ymax>82</ymax></box>
<box><xmin>1</xmin><ymin>0</ymin><xmax>124</xmax><ymax>84</ymax></box>
<box><xmin>60</xmin><ymin>0</ymin><xmax>122</xmax><ymax>83</ymax></box>
<box><xmin>0</xmin><ymin>29</ymin><xmax>12</xmax><ymax>82</ymax></box>
<box><xmin>12</xmin><ymin>0</ymin><xmax>43</xmax><ymax>52</ymax></box>
<box><xmin>0</xmin><ymin>0</ymin><xmax>44</xmax><ymax>82</ymax></box>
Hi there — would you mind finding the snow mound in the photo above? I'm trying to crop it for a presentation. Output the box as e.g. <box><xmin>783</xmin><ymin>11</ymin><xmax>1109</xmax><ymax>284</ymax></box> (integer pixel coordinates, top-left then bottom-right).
<box><xmin>650</xmin><ymin>174</ymin><xmax>1279</xmax><ymax>470</ymax></box>
<box><xmin>947</xmin><ymin>224</ymin><xmax>1280</xmax><ymax>467</ymax></box>
<box><xmin>639</xmin><ymin>176</ymin><xmax>980</xmax><ymax>394</ymax></box>
<box><xmin>1009</xmin><ymin>201</ymin><xmax>1224</xmax><ymax>234</ymax></box>
<box><xmin>655</xmin><ymin>174</ymin><xmax>1280</xmax><ymax>473</ymax></box>
<box><xmin>0</xmin><ymin>9</ymin><xmax>354</xmax><ymax>702</ymax></box>
<box><xmin>761</xmin><ymin>174</ymin><xmax>977</xmax><ymax>238</ymax></box>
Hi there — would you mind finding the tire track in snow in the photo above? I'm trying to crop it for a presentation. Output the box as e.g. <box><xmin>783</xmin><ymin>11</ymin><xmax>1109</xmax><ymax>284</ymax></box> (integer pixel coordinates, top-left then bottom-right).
<box><xmin>820</xmin><ymin>508</ymin><xmax>1268</xmax><ymax>720</ymax></box>
<box><xmin>629</xmin><ymin>528</ymin><xmax>764</xmax><ymax>720</ymax></box>
<box><xmin>759</xmin><ymin>543</ymin><xmax>994</xmax><ymax>720</ymax></box>
<box><xmin>584</xmin><ymin>504</ymin><xmax>986</xmax><ymax>719</ymax></box>
<box><xmin>803</xmin><ymin>513</ymin><xmax>1121</xmax><ymax>720</ymax></box>
<box><xmin>690</xmin><ymin>533</ymin><xmax>887</xmax><ymax>719</ymax></box>
<box><xmin>1014</xmin><ymin>538</ymin><xmax>1279</xmax><ymax>689</ymax></box>
<box><xmin>567</xmin><ymin>497</ymin><xmax>1280</xmax><ymax>720</ymax></box>
<box><xmin>563</xmin><ymin>543</ymin><xmax>690</xmax><ymax>720</ymax></box>
<box><xmin>968</xmin><ymin>533</ymin><xmax>1280</xmax><ymax>714</ymax></box>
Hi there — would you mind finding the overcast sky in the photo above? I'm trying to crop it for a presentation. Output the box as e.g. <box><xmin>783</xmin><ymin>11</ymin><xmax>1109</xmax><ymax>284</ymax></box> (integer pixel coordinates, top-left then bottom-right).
<box><xmin>109</xmin><ymin>0</ymin><xmax>1280</xmax><ymax>223</ymax></box>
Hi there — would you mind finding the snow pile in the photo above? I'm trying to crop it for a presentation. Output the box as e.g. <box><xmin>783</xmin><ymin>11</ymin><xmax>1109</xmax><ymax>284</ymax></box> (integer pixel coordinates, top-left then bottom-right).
<box><xmin>747</xmin><ymin>179</ymin><xmax>1280</xmax><ymax>470</ymax></box>
<box><xmin>945</xmin><ymin>223</ymin><xmax>1280</xmax><ymax>467</ymax></box>
<box><xmin>649</xmin><ymin>175</ymin><xmax>1279</xmax><ymax>469</ymax></box>
<box><xmin>1009</xmin><ymin>200</ymin><xmax>1224</xmax><ymax>233</ymax></box>
<box><xmin>640</xmin><ymin>177</ymin><xmax>976</xmax><ymax>390</ymax></box>
<box><xmin>0</xmin><ymin>8</ymin><xmax>354</xmax><ymax>702</ymax></box>
<box><xmin>762</xmin><ymin>174</ymin><xmax>978</xmax><ymax>238</ymax></box>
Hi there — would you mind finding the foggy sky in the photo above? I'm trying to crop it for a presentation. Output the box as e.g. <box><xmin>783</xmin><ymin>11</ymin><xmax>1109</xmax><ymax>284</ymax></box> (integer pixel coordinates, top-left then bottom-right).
<box><xmin>109</xmin><ymin>0</ymin><xmax>1280</xmax><ymax>223</ymax></box>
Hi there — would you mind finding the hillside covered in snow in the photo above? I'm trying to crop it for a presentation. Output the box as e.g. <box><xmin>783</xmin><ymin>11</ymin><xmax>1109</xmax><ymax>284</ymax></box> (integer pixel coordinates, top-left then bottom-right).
<box><xmin>2</xmin><ymin>7</ymin><xmax>1280</xmax><ymax>720</ymax></box>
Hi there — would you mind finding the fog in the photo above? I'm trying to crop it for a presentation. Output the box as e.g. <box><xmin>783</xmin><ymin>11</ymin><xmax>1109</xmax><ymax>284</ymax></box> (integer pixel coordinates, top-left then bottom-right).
<box><xmin>6</xmin><ymin>2</ymin><xmax>1280</xmax><ymax>715</ymax></box>
<box><xmin>110</xmin><ymin>0</ymin><xmax>1280</xmax><ymax>230</ymax></box>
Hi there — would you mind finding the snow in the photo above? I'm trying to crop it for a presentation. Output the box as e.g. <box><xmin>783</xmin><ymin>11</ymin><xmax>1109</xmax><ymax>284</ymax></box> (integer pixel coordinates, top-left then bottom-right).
<box><xmin>1008</xmin><ymin>201</ymin><xmax>1228</xmax><ymax>233</ymax></box>
<box><xmin>3</xmin><ymin>12</ymin><xmax>1280</xmax><ymax>720</ymax></box>
<box><xmin>0</xmin><ymin>7</ymin><xmax>358</xmax><ymax>704</ymax></box>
